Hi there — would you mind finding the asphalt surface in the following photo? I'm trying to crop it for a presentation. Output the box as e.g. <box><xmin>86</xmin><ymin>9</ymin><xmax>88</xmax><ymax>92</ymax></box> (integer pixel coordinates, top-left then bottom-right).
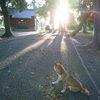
<box><xmin>0</xmin><ymin>31</ymin><xmax>100</xmax><ymax>100</ymax></box>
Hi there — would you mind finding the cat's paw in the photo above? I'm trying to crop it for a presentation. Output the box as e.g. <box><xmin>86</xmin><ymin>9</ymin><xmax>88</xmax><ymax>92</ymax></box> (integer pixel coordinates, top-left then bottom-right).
<box><xmin>61</xmin><ymin>90</ymin><xmax>65</xmax><ymax>93</ymax></box>
<box><xmin>52</xmin><ymin>82</ymin><xmax>56</xmax><ymax>84</ymax></box>
<box><xmin>68</xmin><ymin>86</ymin><xmax>71</xmax><ymax>91</ymax></box>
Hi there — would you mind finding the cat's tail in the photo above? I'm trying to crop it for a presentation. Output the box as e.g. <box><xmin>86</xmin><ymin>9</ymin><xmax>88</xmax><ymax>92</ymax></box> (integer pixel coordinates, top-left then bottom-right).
<box><xmin>80</xmin><ymin>86</ymin><xmax>90</xmax><ymax>95</ymax></box>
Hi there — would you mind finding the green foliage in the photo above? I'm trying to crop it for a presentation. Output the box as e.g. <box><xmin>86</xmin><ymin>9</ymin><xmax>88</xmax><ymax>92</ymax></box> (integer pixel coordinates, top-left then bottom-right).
<box><xmin>0</xmin><ymin>0</ymin><xmax>28</xmax><ymax>37</ymax></box>
<box><xmin>10</xmin><ymin>0</ymin><xmax>27</xmax><ymax>11</ymax></box>
<box><xmin>0</xmin><ymin>0</ymin><xmax>27</xmax><ymax>13</ymax></box>
<box><xmin>67</xmin><ymin>0</ymin><xmax>79</xmax><ymax>8</ymax></box>
<box><xmin>35</xmin><ymin>0</ymin><xmax>81</xmax><ymax>17</ymax></box>
<box><xmin>36</xmin><ymin>0</ymin><xmax>59</xmax><ymax>17</ymax></box>
<box><xmin>45</xmin><ymin>0</ymin><xmax>59</xmax><ymax>10</ymax></box>
<box><xmin>36</xmin><ymin>5</ymin><xmax>49</xmax><ymax>17</ymax></box>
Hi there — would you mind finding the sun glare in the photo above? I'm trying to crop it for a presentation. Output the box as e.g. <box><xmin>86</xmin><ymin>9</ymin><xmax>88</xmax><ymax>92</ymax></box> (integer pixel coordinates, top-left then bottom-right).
<box><xmin>54</xmin><ymin>2</ymin><xmax>69</xmax><ymax>29</ymax></box>
<box><xmin>26</xmin><ymin>0</ymin><xmax>32</xmax><ymax>4</ymax></box>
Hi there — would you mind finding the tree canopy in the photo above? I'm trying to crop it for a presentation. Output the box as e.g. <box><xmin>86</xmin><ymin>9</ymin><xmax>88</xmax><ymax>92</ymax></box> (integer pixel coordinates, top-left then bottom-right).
<box><xmin>0</xmin><ymin>0</ymin><xmax>27</xmax><ymax>11</ymax></box>
<box><xmin>35</xmin><ymin>0</ymin><xmax>80</xmax><ymax>17</ymax></box>
<box><xmin>0</xmin><ymin>0</ymin><xmax>27</xmax><ymax>37</ymax></box>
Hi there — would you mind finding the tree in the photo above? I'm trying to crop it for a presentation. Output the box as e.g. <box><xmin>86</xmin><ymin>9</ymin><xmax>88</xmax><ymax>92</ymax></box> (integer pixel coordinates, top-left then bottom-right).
<box><xmin>84</xmin><ymin>0</ymin><xmax>100</xmax><ymax>49</ymax></box>
<box><xmin>71</xmin><ymin>11</ymin><xmax>91</xmax><ymax>37</ymax></box>
<box><xmin>74</xmin><ymin>0</ymin><xmax>100</xmax><ymax>50</ymax></box>
<box><xmin>70</xmin><ymin>0</ymin><xmax>93</xmax><ymax>36</ymax></box>
<box><xmin>35</xmin><ymin>0</ymin><xmax>80</xmax><ymax>32</ymax></box>
<box><xmin>35</xmin><ymin>0</ymin><xmax>59</xmax><ymax>31</ymax></box>
<box><xmin>0</xmin><ymin>0</ymin><xmax>27</xmax><ymax>38</ymax></box>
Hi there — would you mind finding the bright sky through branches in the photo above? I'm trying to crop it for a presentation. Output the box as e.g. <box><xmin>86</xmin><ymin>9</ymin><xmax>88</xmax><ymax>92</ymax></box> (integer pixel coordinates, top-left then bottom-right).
<box><xmin>26</xmin><ymin>0</ymin><xmax>45</xmax><ymax>7</ymax></box>
<box><xmin>26</xmin><ymin>0</ymin><xmax>32</xmax><ymax>4</ymax></box>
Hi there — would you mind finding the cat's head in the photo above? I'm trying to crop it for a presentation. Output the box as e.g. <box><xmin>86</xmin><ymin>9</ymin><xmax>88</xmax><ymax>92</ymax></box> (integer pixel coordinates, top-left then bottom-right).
<box><xmin>54</xmin><ymin>62</ymin><xmax>63</xmax><ymax>66</ymax></box>
<box><xmin>54</xmin><ymin>62</ymin><xmax>64</xmax><ymax>74</ymax></box>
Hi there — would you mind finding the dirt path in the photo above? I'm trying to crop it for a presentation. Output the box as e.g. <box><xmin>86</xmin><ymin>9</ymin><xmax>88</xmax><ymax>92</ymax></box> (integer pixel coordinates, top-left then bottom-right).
<box><xmin>0</xmin><ymin>31</ymin><xmax>100</xmax><ymax>100</ymax></box>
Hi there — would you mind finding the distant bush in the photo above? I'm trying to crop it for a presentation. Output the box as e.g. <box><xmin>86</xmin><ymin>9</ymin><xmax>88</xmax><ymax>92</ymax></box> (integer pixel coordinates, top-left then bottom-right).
<box><xmin>45</xmin><ymin>25</ymin><xmax>50</xmax><ymax>30</ymax></box>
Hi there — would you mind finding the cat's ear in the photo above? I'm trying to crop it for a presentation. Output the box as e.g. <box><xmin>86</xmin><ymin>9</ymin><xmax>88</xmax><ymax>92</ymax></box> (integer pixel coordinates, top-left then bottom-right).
<box><xmin>59</xmin><ymin>62</ymin><xmax>62</xmax><ymax>65</ymax></box>
<box><xmin>54</xmin><ymin>62</ymin><xmax>57</xmax><ymax>66</ymax></box>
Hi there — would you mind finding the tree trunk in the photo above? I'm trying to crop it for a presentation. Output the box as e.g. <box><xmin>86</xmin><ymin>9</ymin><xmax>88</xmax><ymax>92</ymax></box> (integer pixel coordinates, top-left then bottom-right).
<box><xmin>50</xmin><ymin>10</ymin><xmax>55</xmax><ymax>33</ymax></box>
<box><xmin>1</xmin><ymin>0</ymin><xmax>13</xmax><ymax>38</ymax></box>
<box><xmin>82</xmin><ymin>22</ymin><xmax>87</xmax><ymax>33</ymax></box>
<box><xmin>70</xmin><ymin>22</ymin><xmax>84</xmax><ymax>37</ymax></box>
<box><xmin>90</xmin><ymin>0</ymin><xmax>100</xmax><ymax>49</ymax></box>
<box><xmin>70</xmin><ymin>13</ymin><xmax>90</xmax><ymax>37</ymax></box>
<box><xmin>79</xmin><ymin>0</ymin><xmax>100</xmax><ymax>50</ymax></box>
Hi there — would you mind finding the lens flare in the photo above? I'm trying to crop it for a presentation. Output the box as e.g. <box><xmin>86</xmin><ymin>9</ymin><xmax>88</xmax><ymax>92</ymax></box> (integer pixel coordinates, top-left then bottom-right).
<box><xmin>54</xmin><ymin>2</ymin><xmax>69</xmax><ymax>29</ymax></box>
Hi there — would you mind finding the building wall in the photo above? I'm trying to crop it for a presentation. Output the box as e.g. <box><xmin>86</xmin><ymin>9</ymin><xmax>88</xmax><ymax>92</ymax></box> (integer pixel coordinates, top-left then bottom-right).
<box><xmin>10</xmin><ymin>16</ymin><xmax>35</xmax><ymax>29</ymax></box>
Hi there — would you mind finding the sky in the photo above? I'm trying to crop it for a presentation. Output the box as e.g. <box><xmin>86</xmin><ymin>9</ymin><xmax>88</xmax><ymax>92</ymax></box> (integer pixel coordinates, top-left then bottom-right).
<box><xmin>26</xmin><ymin>0</ymin><xmax>32</xmax><ymax>4</ymax></box>
<box><xmin>26</xmin><ymin>0</ymin><xmax>45</xmax><ymax>8</ymax></box>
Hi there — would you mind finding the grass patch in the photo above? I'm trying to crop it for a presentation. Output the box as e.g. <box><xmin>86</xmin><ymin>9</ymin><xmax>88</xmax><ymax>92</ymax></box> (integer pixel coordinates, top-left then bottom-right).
<box><xmin>68</xmin><ymin>29</ymin><xmax>93</xmax><ymax>34</ymax></box>
<box><xmin>87</xmin><ymin>30</ymin><xmax>94</xmax><ymax>34</ymax></box>
<box><xmin>68</xmin><ymin>30</ymin><xmax>74</xmax><ymax>33</ymax></box>
<box><xmin>0</xmin><ymin>25</ymin><xmax>5</xmax><ymax>30</ymax></box>
<box><xmin>37</xmin><ymin>30</ymin><xmax>48</xmax><ymax>33</ymax></box>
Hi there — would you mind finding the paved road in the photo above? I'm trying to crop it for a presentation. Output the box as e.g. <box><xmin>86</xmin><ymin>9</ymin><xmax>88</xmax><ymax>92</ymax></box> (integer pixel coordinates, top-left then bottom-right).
<box><xmin>0</xmin><ymin>31</ymin><xmax>100</xmax><ymax>100</ymax></box>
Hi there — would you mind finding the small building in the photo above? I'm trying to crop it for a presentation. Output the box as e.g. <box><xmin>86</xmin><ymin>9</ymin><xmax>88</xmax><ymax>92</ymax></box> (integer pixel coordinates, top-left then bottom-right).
<box><xmin>10</xmin><ymin>9</ymin><xmax>36</xmax><ymax>30</ymax></box>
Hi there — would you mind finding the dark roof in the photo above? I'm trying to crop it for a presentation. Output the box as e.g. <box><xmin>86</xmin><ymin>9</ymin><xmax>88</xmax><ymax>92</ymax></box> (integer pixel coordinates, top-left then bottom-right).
<box><xmin>11</xmin><ymin>9</ymin><xmax>35</xmax><ymax>18</ymax></box>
